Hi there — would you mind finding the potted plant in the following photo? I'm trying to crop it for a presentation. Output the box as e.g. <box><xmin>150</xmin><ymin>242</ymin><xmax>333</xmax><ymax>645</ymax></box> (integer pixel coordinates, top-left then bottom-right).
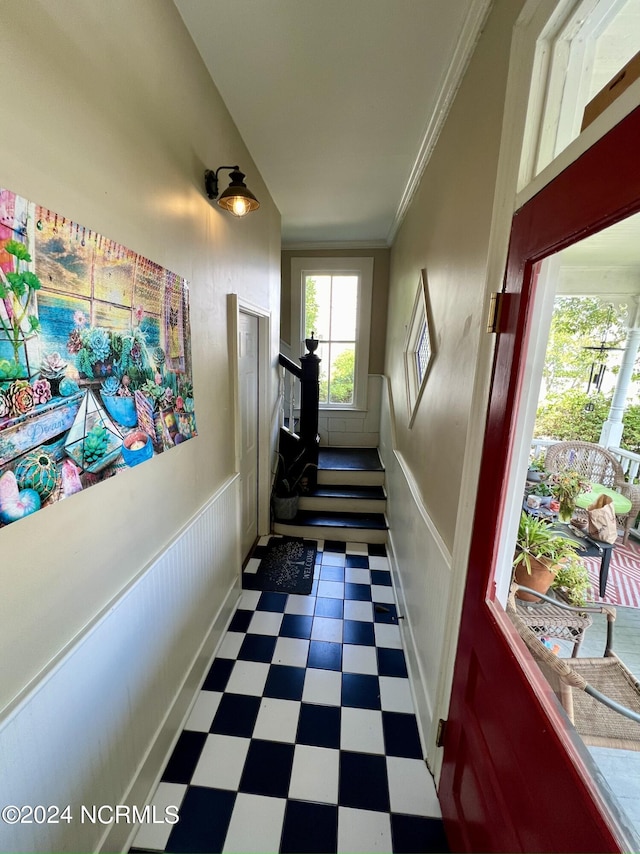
<box><xmin>0</xmin><ymin>239</ymin><xmax>42</xmax><ymax>379</ymax></box>
<box><xmin>527</xmin><ymin>457</ymin><xmax>547</xmax><ymax>483</ymax></box>
<box><xmin>272</xmin><ymin>450</ymin><xmax>317</xmax><ymax>521</ymax></box>
<box><xmin>513</xmin><ymin>512</ymin><xmax>580</xmax><ymax>601</ymax></box>
<box><xmin>550</xmin><ymin>553</ymin><xmax>591</xmax><ymax>606</ymax></box>
<box><xmin>549</xmin><ymin>469</ymin><xmax>589</xmax><ymax>522</ymax></box>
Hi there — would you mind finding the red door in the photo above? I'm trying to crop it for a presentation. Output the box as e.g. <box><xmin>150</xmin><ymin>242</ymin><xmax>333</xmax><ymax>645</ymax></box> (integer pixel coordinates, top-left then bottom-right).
<box><xmin>439</xmin><ymin>105</ymin><xmax>640</xmax><ymax>852</ymax></box>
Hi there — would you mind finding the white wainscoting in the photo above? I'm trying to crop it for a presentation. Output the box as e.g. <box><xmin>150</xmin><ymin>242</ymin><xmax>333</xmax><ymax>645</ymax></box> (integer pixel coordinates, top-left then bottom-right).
<box><xmin>379</xmin><ymin>378</ymin><xmax>452</xmax><ymax>766</ymax></box>
<box><xmin>317</xmin><ymin>375</ymin><xmax>383</xmax><ymax>447</ymax></box>
<box><xmin>0</xmin><ymin>476</ymin><xmax>241</xmax><ymax>854</ymax></box>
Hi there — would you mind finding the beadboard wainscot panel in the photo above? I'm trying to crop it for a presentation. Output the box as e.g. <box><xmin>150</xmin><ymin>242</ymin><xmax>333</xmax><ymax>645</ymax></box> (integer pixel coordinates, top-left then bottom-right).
<box><xmin>0</xmin><ymin>476</ymin><xmax>242</xmax><ymax>854</ymax></box>
<box><xmin>379</xmin><ymin>377</ymin><xmax>452</xmax><ymax>763</ymax></box>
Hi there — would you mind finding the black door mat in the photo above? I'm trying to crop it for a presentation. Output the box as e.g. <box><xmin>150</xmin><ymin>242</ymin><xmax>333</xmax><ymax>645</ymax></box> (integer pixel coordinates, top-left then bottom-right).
<box><xmin>250</xmin><ymin>537</ymin><xmax>316</xmax><ymax>594</ymax></box>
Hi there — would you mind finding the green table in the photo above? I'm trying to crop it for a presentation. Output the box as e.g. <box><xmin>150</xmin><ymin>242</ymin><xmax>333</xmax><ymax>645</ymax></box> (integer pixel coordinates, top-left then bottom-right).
<box><xmin>575</xmin><ymin>483</ymin><xmax>632</xmax><ymax>515</ymax></box>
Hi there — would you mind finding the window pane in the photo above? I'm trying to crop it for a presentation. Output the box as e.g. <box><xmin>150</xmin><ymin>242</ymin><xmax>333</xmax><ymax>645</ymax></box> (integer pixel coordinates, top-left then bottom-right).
<box><xmin>316</xmin><ymin>341</ymin><xmax>329</xmax><ymax>404</ymax></box>
<box><xmin>330</xmin><ymin>276</ymin><xmax>358</xmax><ymax>340</ymax></box>
<box><xmin>305</xmin><ymin>276</ymin><xmax>331</xmax><ymax>340</ymax></box>
<box><xmin>415</xmin><ymin>320</ymin><xmax>430</xmax><ymax>383</ymax></box>
<box><xmin>329</xmin><ymin>343</ymin><xmax>354</xmax><ymax>405</ymax></box>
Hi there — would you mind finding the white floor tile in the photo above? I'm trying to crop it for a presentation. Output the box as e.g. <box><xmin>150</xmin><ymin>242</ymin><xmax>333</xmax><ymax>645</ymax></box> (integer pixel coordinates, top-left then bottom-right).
<box><xmin>338</xmin><ymin>806</ymin><xmax>392</xmax><ymax>852</ymax></box>
<box><xmin>244</xmin><ymin>557</ymin><xmax>261</xmax><ymax>574</ymax></box>
<box><xmin>285</xmin><ymin>594</ymin><xmax>316</xmax><ymax>615</ymax></box>
<box><xmin>218</xmin><ymin>631</ymin><xmax>245</xmax><ymax>659</ymax></box>
<box><xmin>289</xmin><ymin>744</ymin><xmax>340</xmax><ymax>803</ymax></box>
<box><xmin>346</xmin><ymin>542</ymin><xmax>368</xmax><ymax>554</ymax></box>
<box><xmin>184</xmin><ymin>690</ymin><xmax>223</xmax><ymax>732</ymax></box>
<box><xmin>258</xmin><ymin>535</ymin><xmax>273</xmax><ymax>545</ymax></box>
<box><xmin>322</xmin><ymin>552</ymin><xmax>347</xmax><ymax>566</ymax></box>
<box><xmin>248</xmin><ymin>610</ymin><xmax>283</xmax><ymax>636</ymax></box>
<box><xmin>374</xmin><ymin>623</ymin><xmax>403</xmax><ymax>649</ymax></box>
<box><xmin>318</xmin><ymin>580</ymin><xmax>345</xmax><ymax>599</ymax></box>
<box><xmin>312</xmin><ymin>616</ymin><xmax>344</xmax><ymax>643</ymax></box>
<box><xmin>368</xmin><ymin>556</ymin><xmax>390</xmax><ymax>570</ymax></box>
<box><xmin>342</xmin><ymin>644</ymin><xmax>378</xmax><ymax>675</ymax></box>
<box><xmin>130</xmin><ymin>782</ymin><xmax>186</xmax><ymax>851</ymax></box>
<box><xmin>223</xmin><ymin>793</ymin><xmax>286</xmax><ymax>853</ymax></box>
<box><xmin>379</xmin><ymin>676</ymin><xmax>415</xmax><ymax>713</ymax></box>
<box><xmin>371</xmin><ymin>584</ymin><xmax>396</xmax><ymax>604</ymax></box>
<box><xmin>302</xmin><ymin>668</ymin><xmax>342</xmax><ymax>706</ymax></box>
<box><xmin>344</xmin><ymin>600</ymin><xmax>373</xmax><ymax>622</ymax></box>
<box><xmin>340</xmin><ymin>707</ymin><xmax>385</xmax><ymax>754</ymax></box>
<box><xmin>191</xmin><ymin>734</ymin><xmax>250</xmax><ymax>790</ymax></box>
<box><xmin>273</xmin><ymin>636</ymin><xmax>310</xmax><ymax>667</ymax></box>
<box><xmin>345</xmin><ymin>567</ymin><xmax>371</xmax><ymax>584</ymax></box>
<box><xmin>386</xmin><ymin>756</ymin><xmax>440</xmax><ymax>817</ymax></box>
<box><xmin>253</xmin><ymin>697</ymin><xmax>301</xmax><ymax>743</ymax></box>
<box><xmin>226</xmin><ymin>660</ymin><xmax>270</xmax><ymax>696</ymax></box>
<box><xmin>239</xmin><ymin>589</ymin><xmax>262</xmax><ymax>610</ymax></box>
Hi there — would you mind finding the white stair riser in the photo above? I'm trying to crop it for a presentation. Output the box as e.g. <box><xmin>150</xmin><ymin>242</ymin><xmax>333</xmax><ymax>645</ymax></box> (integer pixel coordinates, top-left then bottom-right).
<box><xmin>300</xmin><ymin>496</ymin><xmax>386</xmax><ymax>514</ymax></box>
<box><xmin>273</xmin><ymin>522</ymin><xmax>387</xmax><ymax>544</ymax></box>
<box><xmin>318</xmin><ymin>470</ymin><xmax>385</xmax><ymax>486</ymax></box>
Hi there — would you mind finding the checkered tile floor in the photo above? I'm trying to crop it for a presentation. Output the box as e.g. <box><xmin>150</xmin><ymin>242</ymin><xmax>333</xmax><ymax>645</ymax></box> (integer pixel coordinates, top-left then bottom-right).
<box><xmin>131</xmin><ymin>538</ymin><xmax>448</xmax><ymax>853</ymax></box>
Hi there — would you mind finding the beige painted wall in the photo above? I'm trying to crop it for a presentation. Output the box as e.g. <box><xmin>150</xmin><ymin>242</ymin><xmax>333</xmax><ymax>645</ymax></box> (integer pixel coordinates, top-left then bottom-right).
<box><xmin>281</xmin><ymin>248</ymin><xmax>390</xmax><ymax>373</ymax></box>
<box><xmin>0</xmin><ymin>0</ymin><xmax>281</xmax><ymax>712</ymax></box>
<box><xmin>385</xmin><ymin>0</ymin><xmax>523</xmax><ymax>552</ymax></box>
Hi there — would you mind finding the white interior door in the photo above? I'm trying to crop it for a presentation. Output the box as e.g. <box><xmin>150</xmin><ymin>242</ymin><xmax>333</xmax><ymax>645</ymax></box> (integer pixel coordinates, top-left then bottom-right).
<box><xmin>238</xmin><ymin>310</ymin><xmax>259</xmax><ymax>559</ymax></box>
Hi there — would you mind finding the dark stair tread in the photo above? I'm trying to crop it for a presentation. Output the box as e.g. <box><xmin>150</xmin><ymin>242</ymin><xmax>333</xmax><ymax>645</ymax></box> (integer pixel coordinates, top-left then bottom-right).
<box><xmin>309</xmin><ymin>485</ymin><xmax>386</xmax><ymax>500</ymax></box>
<box><xmin>318</xmin><ymin>447</ymin><xmax>383</xmax><ymax>472</ymax></box>
<box><xmin>281</xmin><ymin>510</ymin><xmax>388</xmax><ymax>529</ymax></box>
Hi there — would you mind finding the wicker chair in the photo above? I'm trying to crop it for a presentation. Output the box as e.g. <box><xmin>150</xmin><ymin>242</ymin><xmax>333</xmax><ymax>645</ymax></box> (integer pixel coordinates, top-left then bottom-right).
<box><xmin>508</xmin><ymin>586</ymin><xmax>640</xmax><ymax>750</ymax></box>
<box><xmin>544</xmin><ymin>440</ymin><xmax>640</xmax><ymax>544</ymax></box>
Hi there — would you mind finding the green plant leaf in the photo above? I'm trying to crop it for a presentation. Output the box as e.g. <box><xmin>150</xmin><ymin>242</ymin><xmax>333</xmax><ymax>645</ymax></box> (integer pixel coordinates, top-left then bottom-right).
<box><xmin>5</xmin><ymin>272</ymin><xmax>26</xmax><ymax>296</ymax></box>
<box><xmin>3</xmin><ymin>239</ymin><xmax>31</xmax><ymax>262</ymax></box>
<box><xmin>0</xmin><ymin>282</ymin><xmax>7</xmax><ymax>299</ymax></box>
<box><xmin>28</xmin><ymin>315</ymin><xmax>40</xmax><ymax>333</ymax></box>
<box><xmin>22</xmin><ymin>271</ymin><xmax>41</xmax><ymax>291</ymax></box>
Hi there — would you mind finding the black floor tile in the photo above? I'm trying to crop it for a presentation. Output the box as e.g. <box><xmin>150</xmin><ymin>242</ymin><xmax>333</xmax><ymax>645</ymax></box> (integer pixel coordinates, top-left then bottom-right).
<box><xmin>374</xmin><ymin>602</ymin><xmax>398</xmax><ymax>623</ymax></box>
<box><xmin>296</xmin><ymin>703</ymin><xmax>341</xmax><ymax>749</ymax></box>
<box><xmin>210</xmin><ymin>693</ymin><xmax>261</xmax><ymax>737</ymax></box>
<box><xmin>280</xmin><ymin>613</ymin><xmax>313</xmax><ymax>639</ymax></box>
<box><xmin>308</xmin><ymin>640</ymin><xmax>342</xmax><ymax>671</ymax></box>
<box><xmin>371</xmin><ymin>569</ymin><xmax>393</xmax><ymax>586</ymax></box>
<box><xmin>165</xmin><ymin>786</ymin><xmax>236</xmax><ymax>853</ymax></box>
<box><xmin>390</xmin><ymin>814</ymin><xmax>450</xmax><ymax>853</ymax></box>
<box><xmin>315</xmin><ymin>597</ymin><xmax>344</xmax><ymax>619</ymax></box>
<box><xmin>339</xmin><ymin>751</ymin><xmax>390</xmax><ymax>811</ymax></box>
<box><xmin>345</xmin><ymin>582</ymin><xmax>372</xmax><ymax>601</ymax></box>
<box><xmin>341</xmin><ymin>673</ymin><xmax>381</xmax><ymax>709</ymax></box>
<box><xmin>382</xmin><ymin>711</ymin><xmax>423</xmax><ymax>759</ymax></box>
<box><xmin>257</xmin><ymin>591</ymin><xmax>288</xmax><ymax>612</ymax></box>
<box><xmin>281</xmin><ymin>800</ymin><xmax>338</xmax><ymax>853</ymax></box>
<box><xmin>237</xmin><ymin>633</ymin><xmax>277</xmax><ymax>662</ymax></box>
<box><xmin>263</xmin><ymin>664</ymin><xmax>306</xmax><ymax>700</ymax></box>
<box><xmin>377</xmin><ymin>648</ymin><xmax>408</xmax><ymax>677</ymax></box>
<box><xmin>343</xmin><ymin>619</ymin><xmax>375</xmax><ymax>646</ymax></box>
<box><xmin>346</xmin><ymin>554</ymin><xmax>369</xmax><ymax>568</ymax></box>
<box><xmin>228</xmin><ymin>608</ymin><xmax>254</xmax><ymax>633</ymax></box>
<box><xmin>368</xmin><ymin>543</ymin><xmax>388</xmax><ymax>556</ymax></box>
<box><xmin>201</xmin><ymin>657</ymin><xmax>234</xmax><ymax>692</ymax></box>
<box><xmin>160</xmin><ymin>731</ymin><xmax>208</xmax><ymax>785</ymax></box>
<box><xmin>239</xmin><ymin>739</ymin><xmax>295</xmax><ymax>798</ymax></box>
<box><xmin>324</xmin><ymin>539</ymin><xmax>347</xmax><ymax>553</ymax></box>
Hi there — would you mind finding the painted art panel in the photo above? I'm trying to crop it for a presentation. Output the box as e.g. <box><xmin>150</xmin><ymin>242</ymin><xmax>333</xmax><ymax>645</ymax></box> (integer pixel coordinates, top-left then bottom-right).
<box><xmin>0</xmin><ymin>188</ymin><xmax>197</xmax><ymax>529</ymax></box>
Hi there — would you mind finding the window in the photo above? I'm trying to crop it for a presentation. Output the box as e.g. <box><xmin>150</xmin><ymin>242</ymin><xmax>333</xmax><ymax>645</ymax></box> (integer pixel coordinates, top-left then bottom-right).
<box><xmin>291</xmin><ymin>257</ymin><xmax>373</xmax><ymax>409</ymax></box>
<box><xmin>404</xmin><ymin>269</ymin><xmax>434</xmax><ymax>426</ymax></box>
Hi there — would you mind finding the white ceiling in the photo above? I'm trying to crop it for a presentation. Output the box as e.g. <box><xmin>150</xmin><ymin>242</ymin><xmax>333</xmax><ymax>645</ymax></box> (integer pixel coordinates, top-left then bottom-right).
<box><xmin>174</xmin><ymin>0</ymin><xmax>490</xmax><ymax>247</ymax></box>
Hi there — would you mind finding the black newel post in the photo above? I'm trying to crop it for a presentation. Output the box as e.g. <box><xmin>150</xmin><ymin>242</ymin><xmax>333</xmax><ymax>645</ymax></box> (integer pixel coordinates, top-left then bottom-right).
<box><xmin>300</xmin><ymin>333</ymin><xmax>320</xmax><ymax>488</ymax></box>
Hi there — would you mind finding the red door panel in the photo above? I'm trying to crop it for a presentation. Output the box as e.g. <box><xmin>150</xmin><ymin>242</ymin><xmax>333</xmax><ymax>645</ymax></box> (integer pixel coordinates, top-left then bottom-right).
<box><xmin>440</xmin><ymin>105</ymin><xmax>640</xmax><ymax>852</ymax></box>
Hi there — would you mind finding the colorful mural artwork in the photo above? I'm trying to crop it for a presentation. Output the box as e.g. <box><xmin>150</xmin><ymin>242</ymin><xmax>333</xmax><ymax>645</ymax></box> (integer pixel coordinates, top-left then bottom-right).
<box><xmin>0</xmin><ymin>187</ymin><xmax>197</xmax><ymax>527</ymax></box>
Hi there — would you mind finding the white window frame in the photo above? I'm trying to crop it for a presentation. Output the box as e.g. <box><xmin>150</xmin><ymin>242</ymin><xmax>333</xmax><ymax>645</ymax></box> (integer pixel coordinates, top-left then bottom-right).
<box><xmin>290</xmin><ymin>257</ymin><xmax>373</xmax><ymax>410</ymax></box>
<box><xmin>404</xmin><ymin>269</ymin><xmax>434</xmax><ymax>427</ymax></box>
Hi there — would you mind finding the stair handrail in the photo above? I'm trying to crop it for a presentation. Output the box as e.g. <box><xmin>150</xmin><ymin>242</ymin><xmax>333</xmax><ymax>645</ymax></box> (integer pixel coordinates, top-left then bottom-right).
<box><xmin>278</xmin><ymin>334</ymin><xmax>321</xmax><ymax>488</ymax></box>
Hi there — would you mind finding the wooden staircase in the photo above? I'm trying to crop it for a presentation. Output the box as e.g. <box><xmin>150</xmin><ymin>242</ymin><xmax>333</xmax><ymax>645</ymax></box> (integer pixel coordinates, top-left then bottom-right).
<box><xmin>273</xmin><ymin>447</ymin><xmax>388</xmax><ymax>543</ymax></box>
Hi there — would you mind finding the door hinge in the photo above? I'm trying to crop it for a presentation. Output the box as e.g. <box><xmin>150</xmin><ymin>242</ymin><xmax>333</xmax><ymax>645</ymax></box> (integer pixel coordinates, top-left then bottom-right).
<box><xmin>436</xmin><ymin>718</ymin><xmax>447</xmax><ymax>748</ymax></box>
<box><xmin>486</xmin><ymin>291</ymin><xmax>506</xmax><ymax>334</ymax></box>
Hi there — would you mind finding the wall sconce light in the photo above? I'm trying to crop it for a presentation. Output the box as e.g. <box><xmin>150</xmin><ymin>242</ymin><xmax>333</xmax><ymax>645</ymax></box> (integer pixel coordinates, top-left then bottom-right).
<box><xmin>204</xmin><ymin>165</ymin><xmax>260</xmax><ymax>217</ymax></box>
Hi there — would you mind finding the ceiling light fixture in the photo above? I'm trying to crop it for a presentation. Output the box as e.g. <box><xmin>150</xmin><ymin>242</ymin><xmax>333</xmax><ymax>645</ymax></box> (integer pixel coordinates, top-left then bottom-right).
<box><xmin>204</xmin><ymin>165</ymin><xmax>260</xmax><ymax>218</ymax></box>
